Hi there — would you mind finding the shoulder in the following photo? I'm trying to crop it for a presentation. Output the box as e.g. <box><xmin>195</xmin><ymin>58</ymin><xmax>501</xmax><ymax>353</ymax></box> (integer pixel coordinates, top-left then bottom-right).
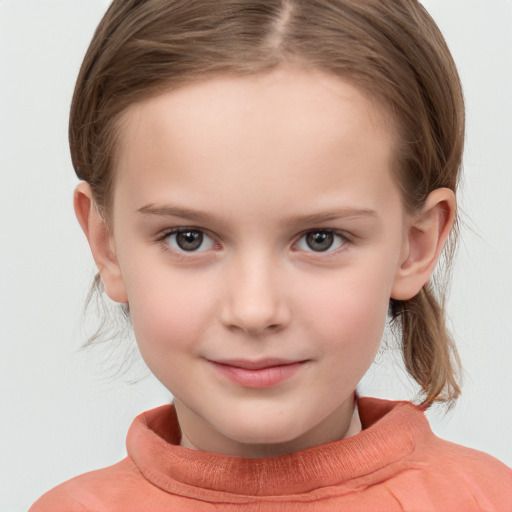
<box><xmin>407</xmin><ymin>408</ymin><xmax>512</xmax><ymax>509</ymax></box>
<box><xmin>29</xmin><ymin>404</ymin><xmax>183</xmax><ymax>512</ymax></box>
<box><xmin>422</xmin><ymin>433</ymin><xmax>512</xmax><ymax>483</ymax></box>
<box><xmin>418</xmin><ymin>438</ymin><xmax>512</xmax><ymax>511</ymax></box>
<box><xmin>359</xmin><ymin>398</ymin><xmax>512</xmax><ymax>510</ymax></box>
<box><xmin>28</xmin><ymin>458</ymin><xmax>148</xmax><ymax>512</ymax></box>
<box><xmin>362</xmin><ymin>398</ymin><xmax>510</xmax><ymax>478</ymax></box>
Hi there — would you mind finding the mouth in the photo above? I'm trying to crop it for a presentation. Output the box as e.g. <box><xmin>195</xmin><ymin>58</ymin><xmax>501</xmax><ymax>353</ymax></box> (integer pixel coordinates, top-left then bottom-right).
<box><xmin>207</xmin><ymin>358</ymin><xmax>308</xmax><ymax>389</ymax></box>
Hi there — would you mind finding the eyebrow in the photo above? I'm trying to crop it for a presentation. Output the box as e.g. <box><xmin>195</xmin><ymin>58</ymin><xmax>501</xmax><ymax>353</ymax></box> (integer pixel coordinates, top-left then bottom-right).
<box><xmin>138</xmin><ymin>204</ymin><xmax>215</xmax><ymax>223</ymax></box>
<box><xmin>286</xmin><ymin>208</ymin><xmax>378</xmax><ymax>226</ymax></box>
<box><xmin>137</xmin><ymin>203</ymin><xmax>378</xmax><ymax>226</ymax></box>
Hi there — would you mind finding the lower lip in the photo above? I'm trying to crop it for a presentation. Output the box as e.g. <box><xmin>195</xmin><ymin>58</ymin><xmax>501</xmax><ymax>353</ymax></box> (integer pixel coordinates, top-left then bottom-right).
<box><xmin>210</xmin><ymin>361</ymin><xmax>305</xmax><ymax>389</ymax></box>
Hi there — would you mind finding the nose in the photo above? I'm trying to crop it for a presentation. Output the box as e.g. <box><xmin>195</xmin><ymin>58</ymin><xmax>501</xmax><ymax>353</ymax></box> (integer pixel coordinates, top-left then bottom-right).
<box><xmin>220</xmin><ymin>253</ymin><xmax>291</xmax><ymax>335</ymax></box>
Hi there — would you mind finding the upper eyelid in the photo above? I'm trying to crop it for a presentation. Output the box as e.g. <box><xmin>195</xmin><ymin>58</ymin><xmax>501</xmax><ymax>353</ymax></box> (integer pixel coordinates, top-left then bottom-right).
<box><xmin>156</xmin><ymin>227</ymin><xmax>216</xmax><ymax>246</ymax></box>
<box><xmin>156</xmin><ymin>225</ymin><xmax>348</xmax><ymax>235</ymax></box>
<box><xmin>297</xmin><ymin>228</ymin><xmax>348</xmax><ymax>240</ymax></box>
<box><xmin>158</xmin><ymin>226</ymin><xmax>213</xmax><ymax>239</ymax></box>
<box><xmin>294</xmin><ymin>228</ymin><xmax>351</xmax><ymax>242</ymax></box>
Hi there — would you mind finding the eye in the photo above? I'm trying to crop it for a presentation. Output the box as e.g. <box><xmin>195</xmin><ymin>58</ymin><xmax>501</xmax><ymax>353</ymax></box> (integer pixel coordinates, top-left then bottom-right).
<box><xmin>296</xmin><ymin>230</ymin><xmax>346</xmax><ymax>253</ymax></box>
<box><xmin>163</xmin><ymin>229</ymin><xmax>216</xmax><ymax>252</ymax></box>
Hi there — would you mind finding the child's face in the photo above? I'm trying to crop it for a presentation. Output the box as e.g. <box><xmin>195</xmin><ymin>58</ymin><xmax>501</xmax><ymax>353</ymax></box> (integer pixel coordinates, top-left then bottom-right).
<box><xmin>105</xmin><ymin>67</ymin><xmax>413</xmax><ymax>456</ymax></box>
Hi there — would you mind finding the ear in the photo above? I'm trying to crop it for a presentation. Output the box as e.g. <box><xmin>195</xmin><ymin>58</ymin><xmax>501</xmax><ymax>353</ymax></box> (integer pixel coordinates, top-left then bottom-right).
<box><xmin>74</xmin><ymin>182</ymin><xmax>128</xmax><ymax>303</ymax></box>
<box><xmin>391</xmin><ymin>188</ymin><xmax>456</xmax><ymax>301</ymax></box>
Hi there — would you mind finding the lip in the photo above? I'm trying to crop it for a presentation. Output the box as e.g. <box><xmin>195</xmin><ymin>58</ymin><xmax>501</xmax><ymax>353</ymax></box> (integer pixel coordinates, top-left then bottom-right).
<box><xmin>208</xmin><ymin>359</ymin><xmax>307</xmax><ymax>389</ymax></box>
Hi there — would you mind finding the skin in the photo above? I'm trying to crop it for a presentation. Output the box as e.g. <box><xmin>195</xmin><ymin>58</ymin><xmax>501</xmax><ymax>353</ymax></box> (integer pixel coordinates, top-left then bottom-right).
<box><xmin>75</xmin><ymin>67</ymin><xmax>455</xmax><ymax>458</ymax></box>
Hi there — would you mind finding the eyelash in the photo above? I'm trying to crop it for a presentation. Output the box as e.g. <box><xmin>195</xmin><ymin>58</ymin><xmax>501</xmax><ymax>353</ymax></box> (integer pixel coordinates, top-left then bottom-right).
<box><xmin>157</xmin><ymin>228</ymin><xmax>218</xmax><ymax>256</ymax></box>
<box><xmin>294</xmin><ymin>230</ymin><xmax>348</xmax><ymax>255</ymax></box>
<box><xmin>156</xmin><ymin>228</ymin><xmax>350</xmax><ymax>257</ymax></box>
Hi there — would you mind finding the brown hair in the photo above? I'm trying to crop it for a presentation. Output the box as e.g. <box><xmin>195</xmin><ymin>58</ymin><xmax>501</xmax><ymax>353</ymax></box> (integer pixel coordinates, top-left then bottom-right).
<box><xmin>70</xmin><ymin>0</ymin><xmax>464</xmax><ymax>407</ymax></box>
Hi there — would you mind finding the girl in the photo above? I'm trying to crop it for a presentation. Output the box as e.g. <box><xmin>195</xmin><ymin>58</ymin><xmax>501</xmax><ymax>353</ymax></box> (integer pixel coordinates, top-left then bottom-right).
<box><xmin>28</xmin><ymin>0</ymin><xmax>511</xmax><ymax>510</ymax></box>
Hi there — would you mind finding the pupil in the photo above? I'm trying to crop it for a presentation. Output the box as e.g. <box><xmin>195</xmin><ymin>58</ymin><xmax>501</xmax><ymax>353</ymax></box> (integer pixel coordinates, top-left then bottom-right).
<box><xmin>306</xmin><ymin>231</ymin><xmax>334</xmax><ymax>252</ymax></box>
<box><xmin>177</xmin><ymin>231</ymin><xmax>203</xmax><ymax>251</ymax></box>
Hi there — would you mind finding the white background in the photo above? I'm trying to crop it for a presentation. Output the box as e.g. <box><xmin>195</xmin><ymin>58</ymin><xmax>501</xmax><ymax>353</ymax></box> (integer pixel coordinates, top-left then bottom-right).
<box><xmin>1</xmin><ymin>1</ymin><xmax>511</xmax><ymax>510</ymax></box>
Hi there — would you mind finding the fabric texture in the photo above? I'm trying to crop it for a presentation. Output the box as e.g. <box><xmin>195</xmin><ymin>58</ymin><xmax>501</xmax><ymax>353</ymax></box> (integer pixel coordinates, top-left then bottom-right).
<box><xmin>30</xmin><ymin>398</ymin><xmax>512</xmax><ymax>511</ymax></box>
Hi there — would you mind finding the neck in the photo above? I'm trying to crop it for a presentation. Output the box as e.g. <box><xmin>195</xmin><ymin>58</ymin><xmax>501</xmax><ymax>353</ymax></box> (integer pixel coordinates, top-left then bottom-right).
<box><xmin>176</xmin><ymin>395</ymin><xmax>361</xmax><ymax>458</ymax></box>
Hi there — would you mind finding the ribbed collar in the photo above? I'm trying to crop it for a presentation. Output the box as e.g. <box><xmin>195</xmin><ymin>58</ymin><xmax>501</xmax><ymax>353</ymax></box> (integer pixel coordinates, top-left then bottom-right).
<box><xmin>126</xmin><ymin>398</ymin><xmax>431</xmax><ymax>501</ymax></box>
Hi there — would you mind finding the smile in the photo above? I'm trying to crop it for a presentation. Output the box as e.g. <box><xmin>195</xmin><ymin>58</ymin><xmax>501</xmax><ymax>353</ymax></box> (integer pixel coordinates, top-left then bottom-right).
<box><xmin>208</xmin><ymin>359</ymin><xmax>308</xmax><ymax>389</ymax></box>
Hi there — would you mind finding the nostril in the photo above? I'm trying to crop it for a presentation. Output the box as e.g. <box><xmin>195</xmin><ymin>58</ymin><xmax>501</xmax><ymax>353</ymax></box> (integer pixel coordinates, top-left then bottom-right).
<box><xmin>226</xmin><ymin>322</ymin><xmax>282</xmax><ymax>335</ymax></box>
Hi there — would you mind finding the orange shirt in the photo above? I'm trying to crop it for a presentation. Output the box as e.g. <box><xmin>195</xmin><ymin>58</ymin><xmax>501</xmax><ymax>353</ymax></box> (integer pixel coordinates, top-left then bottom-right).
<box><xmin>30</xmin><ymin>398</ymin><xmax>512</xmax><ymax>511</ymax></box>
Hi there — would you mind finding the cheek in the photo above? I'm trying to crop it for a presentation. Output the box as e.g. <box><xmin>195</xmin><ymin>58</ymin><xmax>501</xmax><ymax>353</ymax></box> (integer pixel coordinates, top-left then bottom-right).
<box><xmin>299</xmin><ymin>263</ymin><xmax>394</xmax><ymax>354</ymax></box>
<box><xmin>302</xmin><ymin>278</ymin><xmax>390</xmax><ymax>394</ymax></box>
<box><xmin>123</xmin><ymin>266</ymin><xmax>215</xmax><ymax>356</ymax></box>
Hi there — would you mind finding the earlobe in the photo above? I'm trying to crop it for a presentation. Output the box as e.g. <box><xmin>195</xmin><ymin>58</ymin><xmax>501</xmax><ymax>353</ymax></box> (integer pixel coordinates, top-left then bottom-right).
<box><xmin>391</xmin><ymin>188</ymin><xmax>456</xmax><ymax>301</ymax></box>
<box><xmin>74</xmin><ymin>183</ymin><xmax>128</xmax><ymax>303</ymax></box>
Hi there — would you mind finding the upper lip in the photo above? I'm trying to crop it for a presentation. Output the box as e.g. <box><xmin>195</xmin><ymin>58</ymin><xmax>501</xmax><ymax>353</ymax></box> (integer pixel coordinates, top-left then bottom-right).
<box><xmin>209</xmin><ymin>358</ymin><xmax>306</xmax><ymax>370</ymax></box>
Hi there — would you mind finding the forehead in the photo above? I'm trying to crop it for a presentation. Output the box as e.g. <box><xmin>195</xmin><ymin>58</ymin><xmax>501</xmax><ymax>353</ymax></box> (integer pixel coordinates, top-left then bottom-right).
<box><xmin>113</xmin><ymin>67</ymin><xmax>400</xmax><ymax>216</ymax></box>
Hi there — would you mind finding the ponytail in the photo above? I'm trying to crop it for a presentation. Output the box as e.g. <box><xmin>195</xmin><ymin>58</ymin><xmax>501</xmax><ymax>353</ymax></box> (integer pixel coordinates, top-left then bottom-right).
<box><xmin>391</xmin><ymin>285</ymin><xmax>461</xmax><ymax>408</ymax></box>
